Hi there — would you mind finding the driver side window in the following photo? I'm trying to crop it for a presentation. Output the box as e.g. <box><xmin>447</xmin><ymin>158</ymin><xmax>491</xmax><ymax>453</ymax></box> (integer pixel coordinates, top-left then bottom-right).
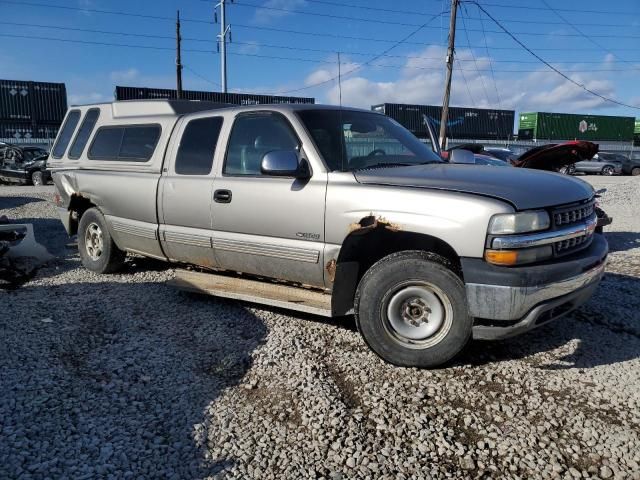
<box><xmin>224</xmin><ymin>113</ymin><xmax>299</xmax><ymax>176</ymax></box>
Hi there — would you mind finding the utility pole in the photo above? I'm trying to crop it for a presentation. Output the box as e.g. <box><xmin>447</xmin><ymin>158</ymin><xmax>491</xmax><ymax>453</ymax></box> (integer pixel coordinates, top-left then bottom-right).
<box><xmin>337</xmin><ymin>52</ymin><xmax>342</xmax><ymax>106</ymax></box>
<box><xmin>176</xmin><ymin>10</ymin><xmax>183</xmax><ymax>99</ymax></box>
<box><xmin>216</xmin><ymin>0</ymin><xmax>232</xmax><ymax>93</ymax></box>
<box><xmin>439</xmin><ymin>0</ymin><xmax>459</xmax><ymax>150</ymax></box>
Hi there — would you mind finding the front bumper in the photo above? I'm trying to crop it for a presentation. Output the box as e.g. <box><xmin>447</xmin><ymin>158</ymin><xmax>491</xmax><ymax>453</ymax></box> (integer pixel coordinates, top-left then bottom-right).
<box><xmin>462</xmin><ymin>234</ymin><xmax>608</xmax><ymax>340</ymax></box>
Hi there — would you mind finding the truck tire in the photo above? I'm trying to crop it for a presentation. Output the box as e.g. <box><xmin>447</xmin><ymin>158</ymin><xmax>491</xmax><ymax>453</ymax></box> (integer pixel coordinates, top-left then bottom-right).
<box><xmin>632</xmin><ymin>167</ymin><xmax>640</xmax><ymax>176</ymax></box>
<box><xmin>78</xmin><ymin>208</ymin><xmax>126</xmax><ymax>274</ymax></box>
<box><xmin>354</xmin><ymin>251</ymin><xmax>472</xmax><ymax>368</ymax></box>
<box><xmin>601</xmin><ymin>165</ymin><xmax>614</xmax><ymax>176</ymax></box>
<box><xmin>31</xmin><ymin>171</ymin><xmax>44</xmax><ymax>186</ymax></box>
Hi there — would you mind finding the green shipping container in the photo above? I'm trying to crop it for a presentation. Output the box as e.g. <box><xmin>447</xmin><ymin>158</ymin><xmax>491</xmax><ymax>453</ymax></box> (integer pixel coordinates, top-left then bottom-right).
<box><xmin>517</xmin><ymin>112</ymin><xmax>635</xmax><ymax>142</ymax></box>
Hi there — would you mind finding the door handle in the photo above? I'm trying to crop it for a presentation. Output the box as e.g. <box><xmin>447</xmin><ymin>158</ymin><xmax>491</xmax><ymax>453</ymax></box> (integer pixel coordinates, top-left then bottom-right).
<box><xmin>214</xmin><ymin>189</ymin><xmax>232</xmax><ymax>203</ymax></box>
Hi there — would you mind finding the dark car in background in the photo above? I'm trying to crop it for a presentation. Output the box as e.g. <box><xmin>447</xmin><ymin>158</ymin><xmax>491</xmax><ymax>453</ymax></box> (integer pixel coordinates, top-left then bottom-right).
<box><xmin>620</xmin><ymin>152</ymin><xmax>640</xmax><ymax>176</ymax></box>
<box><xmin>0</xmin><ymin>145</ymin><xmax>50</xmax><ymax>185</ymax></box>
<box><xmin>572</xmin><ymin>152</ymin><xmax>623</xmax><ymax>176</ymax></box>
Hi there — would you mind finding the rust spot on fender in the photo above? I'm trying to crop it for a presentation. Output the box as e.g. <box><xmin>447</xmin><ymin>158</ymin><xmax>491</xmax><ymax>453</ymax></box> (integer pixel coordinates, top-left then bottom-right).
<box><xmin>325</xmin><ymin>259</ymin><xmax>337</xmax><ymax>282</ymax></box>
<box><xmin>348</xmin><ymin>215</ymin><xmax>401</xmax><ymax>235</ymax></box>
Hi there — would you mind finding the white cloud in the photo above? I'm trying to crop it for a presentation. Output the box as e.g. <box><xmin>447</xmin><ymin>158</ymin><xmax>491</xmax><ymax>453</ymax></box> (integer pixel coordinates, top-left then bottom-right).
<box><xmin>77</xmin><ymin>0</ymin><xmax>95</xmax><ymax>16</ymax></box>
<box><xmin>252</xmin><ymin>0</ymin><xmax>307</xmax><ymax>24</ymax></box>
<box><xmin>68</xmin><ymin>92</ymin><xmax>110</xmax><ymax>105</ymax></box>
<box><xmin>304</xmin><ymin>57</ymin><xmax>360</xmax><ymax>86</ymax></box>
<box><xmin>109</xmin><ymin>68</ymin><xmax>140</xmax><ymax>83</ymax></box>
<box><xmin>237</xmin><ymin>41</ymin><xmax>261</xmax><ymax>55</ymax></box>
<box><xmin>301</xmin><ymin>45</ymin><xmax>627</xmax><ymax>114</ymax></box>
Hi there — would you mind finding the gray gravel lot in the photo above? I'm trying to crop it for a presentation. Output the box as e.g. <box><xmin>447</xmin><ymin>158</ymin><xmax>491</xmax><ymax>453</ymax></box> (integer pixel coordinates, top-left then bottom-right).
<box><xmin>1</xmin><ymin>177</ymin><xmax>639</xmax><ymax>479</ymax></box>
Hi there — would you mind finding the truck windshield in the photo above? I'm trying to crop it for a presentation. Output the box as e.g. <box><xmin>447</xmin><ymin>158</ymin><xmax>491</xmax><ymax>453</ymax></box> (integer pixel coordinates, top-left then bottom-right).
<box><xmin>297</xmin><ymin>109</ymin><xmax>443</xmax><ymax>171</ymax></box>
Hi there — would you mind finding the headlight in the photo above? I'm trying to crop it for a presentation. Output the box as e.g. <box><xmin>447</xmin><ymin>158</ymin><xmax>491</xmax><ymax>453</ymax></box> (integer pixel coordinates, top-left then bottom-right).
<box><xmin>488</xmin><ymin>211</ymin><xmax>550</xmax><ymax>235</ymax></box>
<box><xmin>485</xmin><ymin>245</ymin><xmax>553</xmax><ymax>266</ymax></box>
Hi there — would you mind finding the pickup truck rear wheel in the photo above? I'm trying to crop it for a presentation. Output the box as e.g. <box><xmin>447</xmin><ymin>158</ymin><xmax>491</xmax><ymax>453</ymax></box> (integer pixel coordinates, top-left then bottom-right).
<box><xmin>355</xmin><ymin>251</ymin><xmax>471</xmax><ymax>368</ymax></box>
<box><xmin>78</xmin><ymin>208</ymin><xmax>126</xmax><ymax>274</ymax></box>
<box><xmin>632</xmin><ymin>167</ymin><xmax>640</xmax><ymax>176</ymax></box>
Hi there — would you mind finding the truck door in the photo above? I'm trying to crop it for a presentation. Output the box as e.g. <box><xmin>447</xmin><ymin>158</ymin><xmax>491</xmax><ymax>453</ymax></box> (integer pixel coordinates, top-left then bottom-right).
<box><xmin>158</xmin><ymin>115</ymin><xmax>225</xmax><ymax>267</ymax></box>
<box><xmin>211</xmin><ymin>111</ymin><xmax>327</xmax><ymax>287</ymax></box>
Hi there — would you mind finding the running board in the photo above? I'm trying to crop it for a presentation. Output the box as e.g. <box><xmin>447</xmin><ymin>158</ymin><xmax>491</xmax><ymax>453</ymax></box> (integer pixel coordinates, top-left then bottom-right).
<box><xmin>168</xmin><ymin>269</ymin><xmax>333</xmax><ymax>317</ymax></box>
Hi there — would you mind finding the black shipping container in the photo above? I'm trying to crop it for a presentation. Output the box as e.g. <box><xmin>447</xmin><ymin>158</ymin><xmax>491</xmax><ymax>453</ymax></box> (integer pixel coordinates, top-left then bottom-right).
<box><xmin>372</xmin><ymin>103</ymin><xmax>515</xmax><ymax>140</ymax></box>
<box><xmin>0</xmin><ymin>79</ymin><xmax>67</xmax><ymax>123</ymax></box>
<box><xmin>0</xmin><ymin>122</ymin><xmax>60</xmax><ymax>141</ymax></box>
<box><xmin>115</xmin><ymin>86</ymin><xmax>314</xmax><ymax>106</ymax></box>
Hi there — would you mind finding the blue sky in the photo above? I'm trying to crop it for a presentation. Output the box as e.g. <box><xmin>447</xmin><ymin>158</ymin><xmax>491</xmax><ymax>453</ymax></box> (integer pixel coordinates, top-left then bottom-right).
<box><xmin>1</xmin><ymin>0</ymin><xmax>639</xmax><ymax>117</ymax></box>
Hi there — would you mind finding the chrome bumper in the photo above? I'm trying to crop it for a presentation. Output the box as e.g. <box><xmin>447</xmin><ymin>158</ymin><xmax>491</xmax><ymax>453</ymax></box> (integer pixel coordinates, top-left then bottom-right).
<box><xmin>471</xmin><ymin>274</ymin><xmax>602</xmax><ymax>340</ymax></box>
<box><xmin>466</xmin><ymin>260</ymin><xmax>605</xmax><ymax>322</ymax></box>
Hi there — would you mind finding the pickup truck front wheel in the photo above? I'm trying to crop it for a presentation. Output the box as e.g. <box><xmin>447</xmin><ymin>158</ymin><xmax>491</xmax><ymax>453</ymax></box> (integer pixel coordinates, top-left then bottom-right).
<box><xmin>355</xmin><ymin>251</ymin><xmax>471</xmax><ymax>368</ymax></box>
<box><xmin>78</xmin><ymin>208</ymin><xmax>126</xmax><ymax>274</ymax></box>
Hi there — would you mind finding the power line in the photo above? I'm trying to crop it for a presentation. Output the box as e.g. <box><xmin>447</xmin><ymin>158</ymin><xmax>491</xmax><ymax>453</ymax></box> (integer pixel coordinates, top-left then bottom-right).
<box><xmin>230</xmin><ymin>1</ymin><xmax>640</xmax><ymax>28</ymax></box>
<box><xmin>235</xmin><ymin>21</ymin><xmax>640</xmax><ymax>40</ymax></box>
<box><xmin>3</xmin><ymin>1</ymin><xmax>640</xmax><ymax>41</ymax></box>
<box><xmin>0</xmin><ymin>32</ymin><xmax>638</xmax><ymax>74</ymax></box>
<box><xmin>540</xmin><ymin>0</ymin><xmax>636</xmax><ymax>66</ymax></box>
<box><xmin>232</xmin><ymin>1</ymin><xmax>432</xmax><ymax>27</ymax></box>
<box><xmin>455</xmin><ymin>58</ymin><xmax>477</xmax><ymax>108</ymax></box>
<box><xmin>256</xmin><ymin>0</ymin><xmax>439</xmax><ymax>17</ymax></box>
<box><xmin>0</xmin><ymin>32</ymin><xmax>214</xmax><ymax>52</ymax></box>
<box><xmin>458</xmin><ymin>8</ymin><xmax>491</xmax><ymax>106</ymax></box>
<box><xmin>0</xmin><ymin>0</ymin><xmax>213</xmax><ymax>23</ymax></box>
<box><xmin>477</xmin><ymin>2</ymin><xmax>639</xmax><ymax>16</ymax></box>
<box><xmin>184</xmin><ymin>65</ymin><xmax>222</xmax><ymax>87</ymax></box>
<box><xmin>463</xmin><ymin>1</ymin><xmax>640</xmax><ymax>111</ymax></box>
<box><xmin>7</xmin><ymin>0</ymin><xmax>637</xmax><ymax>30</ymax></box>
<box><xmin>2</xmin><ymin>21</ymin><xmax>638</xmax><ymax>65</ymax></box>
<box><xmin>229</xmin><ymin>22</ymin><xmax>640</xmax><ymax>48</ymax></box>
<box><xmin>271</xmin><ymin>10</ymin><xmax>449</xmax><ymax>94</ymax></box>
<box><xmin>476</xmin><ymin>4</ymin><xmax>502</xmax><ymax>108</ymax></box>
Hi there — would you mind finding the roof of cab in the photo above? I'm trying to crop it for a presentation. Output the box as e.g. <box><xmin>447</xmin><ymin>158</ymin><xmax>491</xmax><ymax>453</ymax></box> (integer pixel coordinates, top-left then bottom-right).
<box><xmin>69</xmin><ymin>99</ymin><xmax>376</xmax><ymax>120</ymax></box>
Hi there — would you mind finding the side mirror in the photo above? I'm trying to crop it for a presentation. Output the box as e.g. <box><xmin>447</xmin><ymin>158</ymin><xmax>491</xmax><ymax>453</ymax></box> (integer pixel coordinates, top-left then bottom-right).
<box><xmin>449</xmin><ymin>149</ymin><xmax>476</xmax><ymax>164</ymax></box>
<box><xmin>261</xmin><ymin>150</ymin><xmax>309</xmax><ymax>178</ymax></box>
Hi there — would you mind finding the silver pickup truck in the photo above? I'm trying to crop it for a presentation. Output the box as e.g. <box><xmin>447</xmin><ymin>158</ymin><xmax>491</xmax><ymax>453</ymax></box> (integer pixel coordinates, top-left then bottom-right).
<box><xmin>49</xmin><ymin>100</ymin><xmax>607</xmax><ymax>368</ymax></box>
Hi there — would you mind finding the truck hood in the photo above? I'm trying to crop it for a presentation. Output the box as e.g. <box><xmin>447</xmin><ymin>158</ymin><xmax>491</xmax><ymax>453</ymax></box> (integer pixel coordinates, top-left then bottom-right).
<box><xmin>353</xmin><ymin>164</ymin><xmax>594</xmax><ymax>210</ymax></box>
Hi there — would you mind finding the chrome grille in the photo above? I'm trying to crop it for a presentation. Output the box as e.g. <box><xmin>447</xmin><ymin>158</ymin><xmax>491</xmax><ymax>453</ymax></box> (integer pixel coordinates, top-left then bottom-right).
<box><xmin>555</xmin><ymin>234</ymin><xmax>592</xmax><ymax>255</ymax></box>
<box><xmin>550</xmin><ymin>199</ymin><xmax>597</xmax><ymax>256</ymax></box>
<box><xmin>553</xmin><ymin>201</ymin><xmax>595</xmax><ymax>227</ymax></box>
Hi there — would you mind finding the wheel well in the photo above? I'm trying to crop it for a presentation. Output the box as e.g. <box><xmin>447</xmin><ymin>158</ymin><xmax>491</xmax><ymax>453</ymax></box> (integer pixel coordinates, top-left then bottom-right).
<box><xmin>330</xmin><ymin>216</ymin><xmax>461</xmax><ymax>316</ymax></box>
<box><xmin>67</xmin><ymin>194</ymin><xmax>96</xmax><ymax>235</ymax></box>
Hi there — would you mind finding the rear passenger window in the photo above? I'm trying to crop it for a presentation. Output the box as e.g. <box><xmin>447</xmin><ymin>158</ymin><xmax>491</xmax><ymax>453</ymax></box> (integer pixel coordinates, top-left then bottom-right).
<box><xmin>68</xmin><ymin>109</ymin><xmax>100</xmax><ymax>159</ymax></box>
<box><xmin>89</xmin><ymin>128</ymin><xmax>123</xmax><ymax>159</ymax></box>
<box><xmin>52</xmin><ymin>110</ymin><xmax>81</xmax><ymax>158</ymax></box>
<box><xmin>120</xmin><ymin>126</ymin><xmax>161</xmax><ymax>160</ymax></box>
<box><xmin>88</xmin><ymin>125</ymin><xmax>161</xmax><ymax>161</ymax></box>
<box><xmin>175</xmin><ymin>117</ymin><xmax>223</xmax><ymax>175</ymax></box>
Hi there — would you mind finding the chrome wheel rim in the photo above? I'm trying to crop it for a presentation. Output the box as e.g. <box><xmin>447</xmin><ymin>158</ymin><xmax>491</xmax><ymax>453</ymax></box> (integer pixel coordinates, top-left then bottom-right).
<box><xmin>85</xmin><ymin>222</ymin><xmax>104</xmax><ymax>261</ymax></box>
<box><xmin>384</xmin><ymin>282</ymin><xmax>453</xmax><ymax>349</ymax></box>
<box><xmin>32</xmin><ymin>174</ymin><xmax>42</xmax><ymax>185</ymax></box>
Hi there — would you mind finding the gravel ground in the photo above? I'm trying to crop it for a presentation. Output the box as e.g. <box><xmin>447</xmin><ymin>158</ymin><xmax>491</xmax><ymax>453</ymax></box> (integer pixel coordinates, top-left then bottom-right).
<box><xmin>1</xmin><ymin>177</ymin><xmax>639</xmax><ymax>480</ymax></box>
